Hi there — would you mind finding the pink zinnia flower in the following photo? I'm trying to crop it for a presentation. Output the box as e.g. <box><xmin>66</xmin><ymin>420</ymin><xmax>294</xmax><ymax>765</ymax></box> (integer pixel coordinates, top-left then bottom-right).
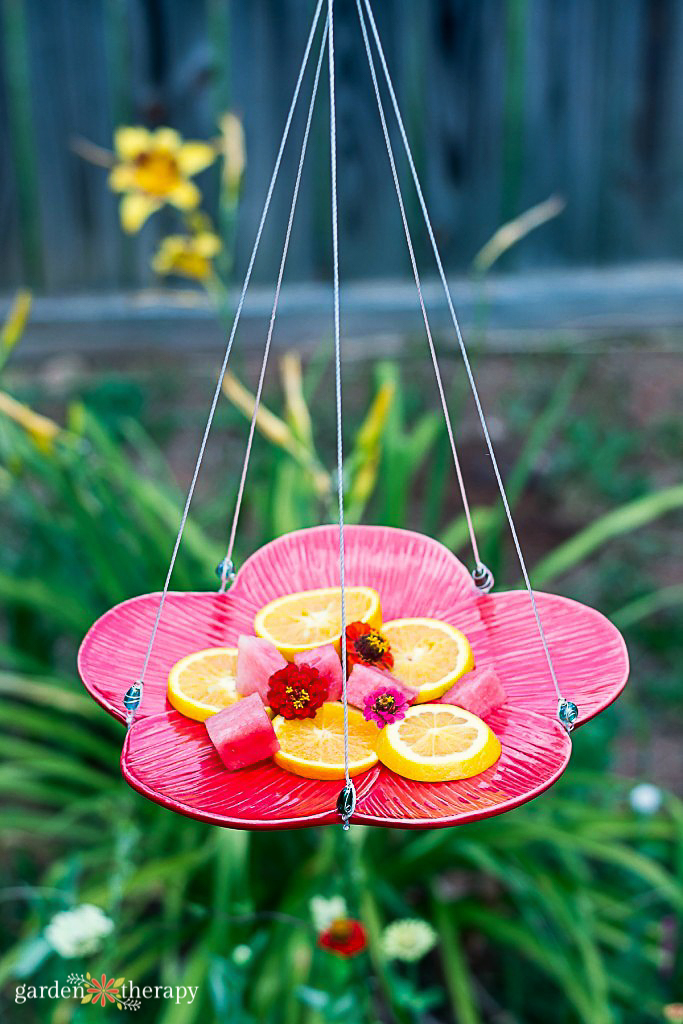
<box><xmin>362</xmin><ymin>686</ymin><xmax>408</xmax><ymax>728</ymax></box>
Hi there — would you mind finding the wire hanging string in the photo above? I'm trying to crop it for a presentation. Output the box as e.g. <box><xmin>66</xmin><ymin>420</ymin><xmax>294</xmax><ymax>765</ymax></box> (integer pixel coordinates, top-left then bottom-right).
<box><xmin>327</xmin><ymin>0</ymin><xmax>356</xmax><ymax>825</ymax></box>
<box><xmin>220</xmin><ymin>20</ymin><xmax>330</xmax><ymax>586</ymax></box>
<box><xmin>123</xmin><ymin>0</ymin><xmax>326</xmax><ymax>726</ymax></box>
<box><xmin>354</xmin><ymin>0</ymin><xmax>482</xmax><ymax>573</ymax></box>
<box><xmin>360</xmin><ymin>0</ymin><xmax>566</xmax><ymax>712</ymax></box>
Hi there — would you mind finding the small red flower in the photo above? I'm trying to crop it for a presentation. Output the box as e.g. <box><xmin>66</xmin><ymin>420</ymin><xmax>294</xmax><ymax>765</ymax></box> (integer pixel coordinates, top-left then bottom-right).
<box><xmin>346</xmin><ymin>621</ymin><xmax>393</xmax><ymax>671</ymax></box>
<box><xmin>319</xmin><ymin>917</ymin><xmax>367</xmax><ymax>957</ymax></box>
<box><xmin>267</xmin><ymin>663</ymin><xmax>328</xmax><ymax>719</ymax></box>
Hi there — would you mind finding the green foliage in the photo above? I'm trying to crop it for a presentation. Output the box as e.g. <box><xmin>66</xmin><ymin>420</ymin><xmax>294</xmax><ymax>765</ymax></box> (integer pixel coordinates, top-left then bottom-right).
<box><xmin>1</xmin><ymin>349</ymin><xmax>681</xmax><ymax>1023</ymax></box>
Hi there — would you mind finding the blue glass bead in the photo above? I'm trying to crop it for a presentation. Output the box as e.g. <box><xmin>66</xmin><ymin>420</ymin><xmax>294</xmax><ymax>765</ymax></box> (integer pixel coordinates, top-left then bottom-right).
<box><xmin>123</xmin><ymin>682</ymin><xmax>142</xmax><ymax>711</ymax></box>
<box><xmin>337</xmin><ymin>782</ymin><xmax>357</xmax><ymax>829</ymax></box>
<box><xmin>215</xmin><ymin>558</ymin><xmax>236</xmax><ymax>586</ymax></box>
<box><xmin>558</xmin><ymin>698</ymin><xmax>578</xmax><ymax>730</ymax></box>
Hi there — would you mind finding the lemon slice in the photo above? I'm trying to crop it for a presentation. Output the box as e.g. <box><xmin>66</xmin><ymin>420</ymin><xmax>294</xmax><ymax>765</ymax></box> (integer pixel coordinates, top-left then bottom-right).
<box><xmin>254</xmin><ymin>586</ymin><xmax>382</xmax><ymax>659</ymax></box>
<box><xmin>167</xmin><ymin>647</ymin><xmax>240</xmax><ymax>722</ymax></box>
<box><xmin>377</xmin><ymin>703</ymin><xmax>501</xmax><ymax>782</ymax></box>
<box><xmin>381</xmin><ymin>618</ymin><xmax>474</xmax><ymax>703</ymax></box>
<box><xmin>272</xmin><ymin>702</ymin><xmax>379</xmax><ymax>780</ymax></box>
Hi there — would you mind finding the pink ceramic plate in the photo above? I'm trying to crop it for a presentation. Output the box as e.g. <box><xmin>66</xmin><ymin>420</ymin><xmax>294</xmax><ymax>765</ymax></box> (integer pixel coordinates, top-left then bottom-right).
<box><xmin>78</xmin><ymin>525</ymin><xmax>629</xmax><ymax>829</ymax></box>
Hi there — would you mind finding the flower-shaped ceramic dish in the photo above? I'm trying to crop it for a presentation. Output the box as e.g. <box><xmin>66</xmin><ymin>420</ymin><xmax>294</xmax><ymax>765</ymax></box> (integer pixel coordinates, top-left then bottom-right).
<box><xmin>78</xmin><ymin>525</ymin><xmax>629</xmax><ymax>829</ymax></box>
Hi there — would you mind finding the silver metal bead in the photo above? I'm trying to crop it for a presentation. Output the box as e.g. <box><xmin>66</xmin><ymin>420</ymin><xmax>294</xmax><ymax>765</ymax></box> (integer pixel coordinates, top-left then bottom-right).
<box><xmin>558</xmin><ymin>698</ymin><xmax>579</xmax><ymax>733</ymax></box>
<box><xmin>472</xmin><ymin>563</ymin><xmax>494</xmax><ymax>594</ymax></box>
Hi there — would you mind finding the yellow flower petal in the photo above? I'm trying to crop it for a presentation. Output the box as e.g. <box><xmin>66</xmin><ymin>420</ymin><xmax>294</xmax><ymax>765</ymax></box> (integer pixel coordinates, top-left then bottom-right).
<box><xmin>114</xmin><ymin>126</ymin><xmax>151</xmax><ymax>162</ymax></box>
<box><xmin>0</xmin><ymin>390</ymin><xmax>60</xmax><ymax>453</ymax></box>
<box><xmin>167</xmin><ymin>180</ymin><xmax>201</xmax><ymax>210</ymax></box>
<box><xmin>108</xmin><ymin>164</ymin><xmax>136</xmax><ymax>192</ymax></box>
<box><xmin>152</xmin><ymin>127</ymin><xmax>182</xmax><ymax>153</ymax></box>
<box><xmin>1</xmin><ymin>289</ymin><xmax>32</xmax><ymax>354</ymax></box>
<box><xmin>120</xmin><ymin>193</ymin><xmax>161</xmax><ymax>233</ymax></box>
<box><xmin>195</xmin><ymin>231</ymin><xmax>222</xmax><ymax>256</ymax></box>
<box><xmin>220</xmin><ymin>112</ymin><xmax>246</xmax><ymax>193</ymax></box>
<box><xmin>176</xmin><ymin>141</ymin><xmax>216</xmax><ymax>177</ymax></box>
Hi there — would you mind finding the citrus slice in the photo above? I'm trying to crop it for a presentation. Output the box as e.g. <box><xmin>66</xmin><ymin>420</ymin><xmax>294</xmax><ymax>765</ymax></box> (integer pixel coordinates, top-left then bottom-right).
<box><xmin>167</xmin><ymin>647</ymin><xmax>240</xmax><ymax>722</ymax></box>
<box><xmin>381</xmin><ymin>618</ymin><xmax>474</xmax><ymax>703</ymax></box>
<box><xmin>377</xmin><ymin>703</ymin><xmax>501</xmax><ymax>782</ymax></box>
<box><xmin>272</xmin><ymin>702</ymin><xmax>379</xmax><ymax>780</ymax></box>
<box><xmin>254</xmin><ymin>587</ymin><xmax>381</xmax><ymax>659</ymax></box>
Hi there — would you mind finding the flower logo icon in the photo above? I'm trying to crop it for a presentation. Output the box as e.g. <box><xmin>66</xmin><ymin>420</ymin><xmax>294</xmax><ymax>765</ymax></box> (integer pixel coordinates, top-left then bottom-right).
<box><xmin>83</xmin><ymin>974</ymin><xmax>122</xmax><ymax>1007</ymax></box>
<box><xmin>66</xmin><ymin>972</ymin><xmax>140</xmax><ymax>1010</ymax></box>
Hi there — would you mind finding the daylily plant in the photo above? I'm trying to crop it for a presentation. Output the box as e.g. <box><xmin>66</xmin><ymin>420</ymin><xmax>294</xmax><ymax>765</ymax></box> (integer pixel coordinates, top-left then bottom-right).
<box><xmin>76</xmin><ymin>115</ymin><xmax>245</xmax><ymax>284</ymax></box>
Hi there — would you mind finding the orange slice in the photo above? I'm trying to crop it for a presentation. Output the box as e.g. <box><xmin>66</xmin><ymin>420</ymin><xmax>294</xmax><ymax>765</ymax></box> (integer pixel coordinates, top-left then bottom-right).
<box><xmin>167</xmin><ymin>647</ymin><xmax>240</xmax><ymax>722</ymax></box>
<box><xmin>254</xmin><ymin>587</ymin><xmax>381</xmax><ymax>659</ymax></box>
<box><xmin>381</xmin><ymin>618</ymin><xmax>474</xmax><ymax>703</ymax></box>
<box><xmin>377</xmin><ymin>703</ymin><xmax>501</xmax><ymax>782</ymax></box>
<box><xmin>272</xmin><ymin>702</ymin><xmax>379</xmax><ymax>780</ymax></box>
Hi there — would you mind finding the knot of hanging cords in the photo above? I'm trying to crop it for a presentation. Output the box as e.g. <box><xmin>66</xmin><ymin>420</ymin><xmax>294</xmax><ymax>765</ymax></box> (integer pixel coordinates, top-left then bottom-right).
<box><xmin>357</xmin><ymin>0</ymin><xmax>575</xmax><ymax>731</ymax></box>
<box><xmin>123</xmin><ymin>0</ymin><xmax>326</xmax><ymax>728</ymax></box>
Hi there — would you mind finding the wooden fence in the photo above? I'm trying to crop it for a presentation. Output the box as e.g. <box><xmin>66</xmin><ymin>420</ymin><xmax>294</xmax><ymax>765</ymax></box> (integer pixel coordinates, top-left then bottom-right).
<box><xmin>2</xmin><ymin>0</ymin><xmax>683</xmax><ymax>294</ymax></box>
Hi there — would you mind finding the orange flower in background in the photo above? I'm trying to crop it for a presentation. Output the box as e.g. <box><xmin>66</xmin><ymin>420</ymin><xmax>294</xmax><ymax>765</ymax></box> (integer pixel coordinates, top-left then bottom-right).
<box><xmin>109</xmin><ymin>126</ymin><xmax>216</xmax><ymax>233</ymax></box>
<box><xmin>346</xmin><ymin>621</ymin><xmax>393</xmax><ymax>671</ymax></box>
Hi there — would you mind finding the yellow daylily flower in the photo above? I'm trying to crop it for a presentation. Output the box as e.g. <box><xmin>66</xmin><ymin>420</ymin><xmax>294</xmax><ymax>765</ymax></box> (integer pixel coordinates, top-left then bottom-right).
<box><xmin>151</xmin><ymin>232</ymin><xmax>221</xmax><ymax>281</ymax></box>
<box><xmin>109</xmin><ymin>126</ymin><xmax>216</xmax><ymax>233</ymax></box>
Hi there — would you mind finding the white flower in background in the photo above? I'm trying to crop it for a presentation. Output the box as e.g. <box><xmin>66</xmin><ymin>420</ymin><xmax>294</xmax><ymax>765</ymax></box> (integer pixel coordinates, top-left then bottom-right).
<box><xmin>232</xmin><ymin>944</ymin><xmax>252</xmax><ymax>966</ymax></box>
<box><xmin>629</xmin><ymin>783</ymin><xmax>662</xmax><ymax>815</ymax></box>
<box><xmin>44</xmin><ymin>904</ymin><xmax>114</xmax><ymax>958</ymax></box>
<box><xmin>381</xmin><ymin>918</ymin><xmax>437</xmax><ymax>963</ymax></box>
<box><xmin>309</xmin><ymin>895</ymin><xmax>348</xmax><ymax>935</ymax></box>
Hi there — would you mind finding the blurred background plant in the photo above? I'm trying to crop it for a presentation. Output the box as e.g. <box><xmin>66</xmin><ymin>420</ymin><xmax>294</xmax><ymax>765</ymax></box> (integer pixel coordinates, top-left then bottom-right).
<box><xmin>1</xmin><ymin>273</ymin><xmax>682</xmax><ymax>1020</ymax></box>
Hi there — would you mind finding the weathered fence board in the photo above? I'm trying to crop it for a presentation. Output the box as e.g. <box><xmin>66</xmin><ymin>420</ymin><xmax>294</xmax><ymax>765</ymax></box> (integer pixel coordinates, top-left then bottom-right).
<box><xmin>2</xmin><ymin>0</ymin><xmax>683</xmax><ymax>293</ymax></box>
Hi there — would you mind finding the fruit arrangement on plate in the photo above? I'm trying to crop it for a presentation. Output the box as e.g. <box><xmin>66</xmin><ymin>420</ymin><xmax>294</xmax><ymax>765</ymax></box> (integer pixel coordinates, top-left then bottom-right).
<box><xmin>166</xmin><ymin>586</ymin><xmax>507</xmax><ymax>785</ymax></box>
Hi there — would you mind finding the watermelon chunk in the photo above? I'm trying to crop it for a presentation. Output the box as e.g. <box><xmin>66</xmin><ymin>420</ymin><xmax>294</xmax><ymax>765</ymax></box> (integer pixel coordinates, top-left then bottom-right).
<box><xmin>236</xmin><ymin>636</ymin><xmax>287</xmax><ymax>703</ymax></box>
<box><xmin>438</xmin><ymin>666</ymin><xmax>506</xmax><ymax>719</ymax></box>
<box><xmin>346</xmin><ymin>663</ymin><xmax>418</xmax><ymax>710</ymax></box>
<box><xmin>205</xmin><ymin>693</ymin><xmax>279</xmax><ymax>770</ymax></box>
<box><xmin>293</xmin><ymin>644</ymin><xmax>343</xmax><ymax>701</ymax></box>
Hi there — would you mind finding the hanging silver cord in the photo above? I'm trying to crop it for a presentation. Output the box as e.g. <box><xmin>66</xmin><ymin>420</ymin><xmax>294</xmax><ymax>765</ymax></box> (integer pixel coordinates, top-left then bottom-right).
<box><xmin>219</xmin><ymin>19</ymin><xmax>330</xmax><ymax>590</ymax></box>
<box><xmin>327</xmin><ymin>0</ymin><xmax>357</xmax><ymax>825</ymax></box>
<box><xmin>123</xmin><ymin>0</ymin><xmax>325</xmax><ymax>727</ymax></box>
<box><xmin>360</xmin><ymin>0</ymin><xmax>575</xmax><ymax>728</ymax></box>
<box><xmin>354</xmin><ymin>0</ymin><xmax>483</xmax><ymax>576</ymax></box>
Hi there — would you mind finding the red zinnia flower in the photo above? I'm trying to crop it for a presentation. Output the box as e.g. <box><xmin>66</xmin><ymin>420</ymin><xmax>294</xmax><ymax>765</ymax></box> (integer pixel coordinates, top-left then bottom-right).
<box><xmin>346</xmin><ymin>621</ymin><xmax>393</xmax><ymax>671</ymax></box>
<box><xmin>319</xmin><ymin>917</ymin><xmax>367</xmax><ymax>957</ymax></box>
<box><xmin>267</xmin><ymin>663</ymin><xmax>328</xmax><ymax>719</ymax></box>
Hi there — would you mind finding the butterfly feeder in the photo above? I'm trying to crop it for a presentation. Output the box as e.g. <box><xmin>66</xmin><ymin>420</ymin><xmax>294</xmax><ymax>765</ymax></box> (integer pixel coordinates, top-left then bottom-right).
<box><xmin>78</xmin><ymin>0</ymin><xmax>629</xmax><ymax>831</ymax></box>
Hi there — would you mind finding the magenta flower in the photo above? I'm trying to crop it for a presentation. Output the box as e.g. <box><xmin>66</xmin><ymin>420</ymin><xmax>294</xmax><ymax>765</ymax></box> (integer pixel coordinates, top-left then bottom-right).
<box><xmin>363</xmin><ymin>687</ymin><xmax>409</xmax><ymax>728</ymax></box>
